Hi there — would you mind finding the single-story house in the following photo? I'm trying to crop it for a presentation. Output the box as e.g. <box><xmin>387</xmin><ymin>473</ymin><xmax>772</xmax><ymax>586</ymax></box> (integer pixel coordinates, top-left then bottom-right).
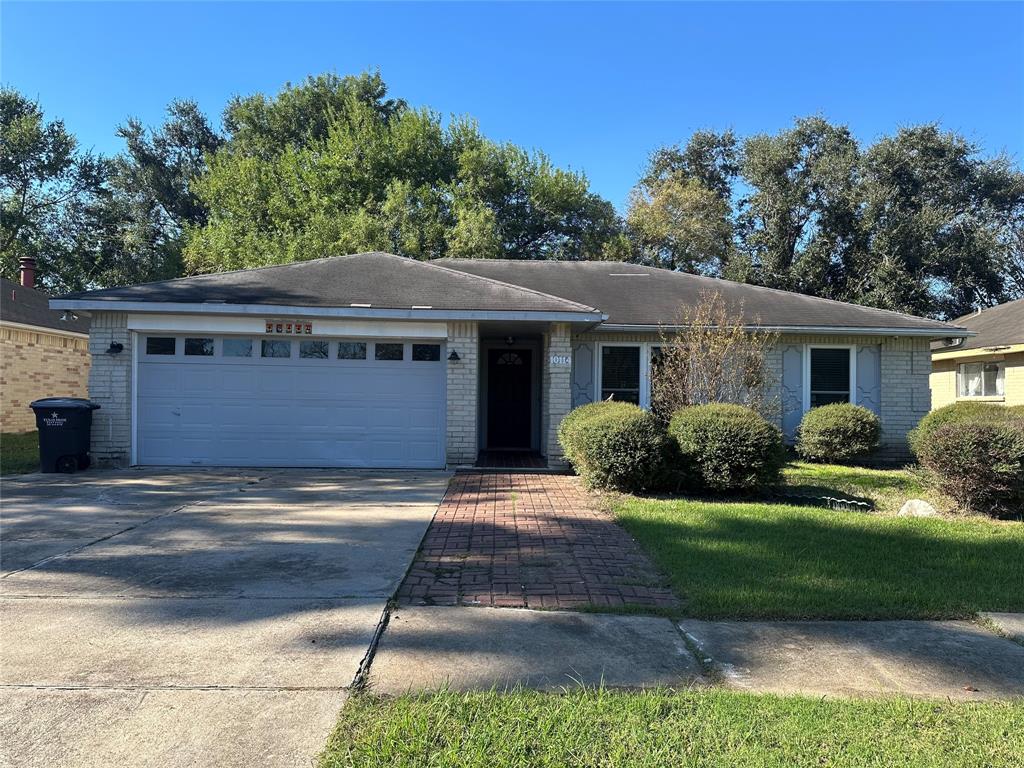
<box><xmin>50</xmin><ymin>252</ymin><xmax>969</xmax><ymax>469</ymax></box>
<box><xmin>1</xmin><ymin>259</ymin><xmax>91</xmax><ymax>433</ymax></box>
<box><xmin>930</xmin><ymin>298</ymin><xmax>1023</xmax><ymax>409</ymax></box>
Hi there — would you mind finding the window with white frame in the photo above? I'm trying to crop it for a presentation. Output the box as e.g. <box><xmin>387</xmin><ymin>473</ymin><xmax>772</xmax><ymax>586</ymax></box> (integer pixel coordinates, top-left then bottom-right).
<box><xmin>808</xmin><ymin>347</ymin><xmax>853</xmax><ymax>408</ymax></box>
<box><xmin>957</xmin><ymin>361</ymin><xmax>1004</xmax><ymax>398</ymax></box>
<box><xmin>600</xmin><ymin>345</ymin><xmax>641</xmax><ymax>404</ymax></box>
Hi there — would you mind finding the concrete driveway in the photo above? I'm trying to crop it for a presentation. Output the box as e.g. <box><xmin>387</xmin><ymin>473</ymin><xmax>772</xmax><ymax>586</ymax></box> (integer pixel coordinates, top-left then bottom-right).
<box><xmin>0</xmin><ymin>468</ymin><xmax>449</xmax><ymax>768</ymax></box>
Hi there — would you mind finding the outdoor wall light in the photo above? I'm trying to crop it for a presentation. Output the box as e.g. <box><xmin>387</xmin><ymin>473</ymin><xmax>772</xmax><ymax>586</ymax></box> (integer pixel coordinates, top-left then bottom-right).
<box><xmin>448</xmin><ymin>350</ymin><xmax>461</xmax><ymax>362</ymax></box>
<box><xmin>504</xmin><ymin>336</ymin><xmax>516</xmax><ymax>346</ymax></box>
<box><xmin>106</xmin><ymin>341</ymin><xmax>124</xmax><ymax>355</ymax></box>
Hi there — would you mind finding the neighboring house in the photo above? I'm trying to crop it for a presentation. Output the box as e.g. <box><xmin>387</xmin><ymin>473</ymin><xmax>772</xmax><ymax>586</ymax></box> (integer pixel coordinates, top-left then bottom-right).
<box><xmin>51</xmin><ymin>252</ymin><xmax>969</xmax><ymax>469</ymax></box>
<box><xmin>930</xmin><ymin>298</ymin><xmax>1024</xmax><ymax>409</ymax></box>
<box><xmin>1</xmin><ymin>260</ymin><xmax>91</xmax><ymax>433</ymax></box>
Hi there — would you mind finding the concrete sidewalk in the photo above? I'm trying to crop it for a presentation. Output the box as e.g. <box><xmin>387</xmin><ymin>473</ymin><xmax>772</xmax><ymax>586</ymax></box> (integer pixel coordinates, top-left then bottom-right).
<box><xmin>368</xmin><ymin>606</ymin><xmax>1024</xmax><ymax>701</ymax></box>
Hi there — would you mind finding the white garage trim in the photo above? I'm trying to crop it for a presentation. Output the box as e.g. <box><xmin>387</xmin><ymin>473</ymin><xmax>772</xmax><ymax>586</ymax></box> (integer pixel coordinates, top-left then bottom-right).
<box><xmin>127</xmin><ymin>313</ymin><xmax>447</xmax><ymax>338</ymax></box>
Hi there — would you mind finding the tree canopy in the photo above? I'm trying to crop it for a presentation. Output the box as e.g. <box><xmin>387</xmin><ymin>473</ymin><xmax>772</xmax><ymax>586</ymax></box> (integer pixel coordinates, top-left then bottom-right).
<box><xmin>3</xmin><ymin>73</ymin><xmax>1022</xmax><ymax>318</ymax></box>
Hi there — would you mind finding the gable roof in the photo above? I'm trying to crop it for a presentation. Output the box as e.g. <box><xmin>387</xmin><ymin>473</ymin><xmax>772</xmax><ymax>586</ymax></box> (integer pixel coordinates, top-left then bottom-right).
<box><xmin>434</xmin><ymin>259</ymin><xmax>963</xmax><ymax>334</ymax></box>
<box><xmin>1</xmin><ymin>278</ymin><xmax>90</xmax><ymax>334</ymax></box>
<box><xmin>935</xmin><ymin>298</ymin><xmax>1024</xmax><ymax>352</ymax></box>
<box><xmin>53</xmin><ymin>252</ymin><xmax>599</xmax><ymax>317</ymax></box>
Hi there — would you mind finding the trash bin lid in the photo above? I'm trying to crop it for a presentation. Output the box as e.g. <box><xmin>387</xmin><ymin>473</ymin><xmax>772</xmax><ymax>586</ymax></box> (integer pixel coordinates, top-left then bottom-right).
<box><xmin>29</xmin><ymin>397</ymin><xmax>101</xmax><ymax>410</ymax></box>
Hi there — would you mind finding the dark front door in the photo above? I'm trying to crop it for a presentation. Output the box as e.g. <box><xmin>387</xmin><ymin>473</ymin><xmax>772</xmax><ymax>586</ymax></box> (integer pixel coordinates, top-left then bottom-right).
<box><xmin>487</xmin><ymin>348</ymin><xmax>533</xmax><ymax>449</ymax></box>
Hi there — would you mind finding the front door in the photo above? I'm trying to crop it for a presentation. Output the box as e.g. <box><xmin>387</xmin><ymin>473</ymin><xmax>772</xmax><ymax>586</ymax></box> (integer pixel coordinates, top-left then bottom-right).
<box><xmin>486</xmin><ymin>348</ymin><xmax>533</xmax><ymax>449</ymax></box>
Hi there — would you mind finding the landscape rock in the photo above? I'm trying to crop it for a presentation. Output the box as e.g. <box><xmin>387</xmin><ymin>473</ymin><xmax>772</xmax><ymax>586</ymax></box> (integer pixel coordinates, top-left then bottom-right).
<box><xmin>898</xmin><ymin>499</ymin><xmax>938</xmax><ymax>517</ymax></box>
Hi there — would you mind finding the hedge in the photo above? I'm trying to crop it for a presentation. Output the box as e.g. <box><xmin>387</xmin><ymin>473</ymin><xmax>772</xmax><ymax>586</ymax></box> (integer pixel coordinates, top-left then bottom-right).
<box><xmin>668</xmin><ymin>404</ymin><xmax>785</xmax><ymax>492</ymax></box>
<box><xmin>796</xmin><ymin>403</ymin><xmax>881</xmax><ymax>463</ymax></box>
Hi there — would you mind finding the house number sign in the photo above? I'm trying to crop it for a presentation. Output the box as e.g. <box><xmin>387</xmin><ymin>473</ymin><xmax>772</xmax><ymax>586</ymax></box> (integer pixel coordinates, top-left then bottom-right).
<box><xmin>265</xmin><ymin>320</ymin><xmax>313</xmax><ymax>335</ymax></box>
<box><xmin>549</xmin><ymin>354</ymin><xmax>572</xmax><ymax>367</ymax></box>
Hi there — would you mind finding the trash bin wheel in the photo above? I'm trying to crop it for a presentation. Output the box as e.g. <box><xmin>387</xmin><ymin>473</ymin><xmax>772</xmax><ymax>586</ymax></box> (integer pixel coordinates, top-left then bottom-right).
<box><xmin>56</xmin><ymin>455</ymin><xmax>78</xmax><ymax>474</ymax></box>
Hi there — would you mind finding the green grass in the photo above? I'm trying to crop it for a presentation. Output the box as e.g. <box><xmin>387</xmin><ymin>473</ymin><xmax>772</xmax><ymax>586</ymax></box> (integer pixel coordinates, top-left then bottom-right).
<box><xmin>782</xmin><ymin>460</ymin><xmax>928</xmax><ymax>514</ymax></box>
<box><xmin>614</xmin><ymin>494</ymin><xmax>1024</xmax><ymax>619</ymax></box>
<box><xmin>1</xmin><ymin>431</ymin><xmax>39</xmax><ymax>475</ymax></box>
<box><xmin>320</xmin><ymin>688</ymin><xmax>1024</xmax><ymax>768</ymax></box>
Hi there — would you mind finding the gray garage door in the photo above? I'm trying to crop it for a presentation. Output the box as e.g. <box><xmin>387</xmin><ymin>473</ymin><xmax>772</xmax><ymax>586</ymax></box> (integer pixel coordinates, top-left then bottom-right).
<box><xmin>136</xmin><ymin>335</ymin><xmax>446</xmax><ymax>468</ymax></box>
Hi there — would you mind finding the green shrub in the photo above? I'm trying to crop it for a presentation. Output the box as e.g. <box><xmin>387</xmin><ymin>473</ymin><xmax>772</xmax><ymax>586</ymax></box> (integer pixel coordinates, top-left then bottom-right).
<box><xmin>557</xmin><ymin>401</ymin><xmax>668</xmax><ymax>492</ymax></box>
<box><xmin>796</xmin><ymin>403</ymin><xmax>881</xmax><ymax>463</ymax></box>
<box><xmin>668</xmin><ymin>404</ymin><xmax>785</xmax><ymax>492</ymax></box>
<box><xmin>908</xmin><ymin>402</ymin><xmax>1014</xmax><ymax>458</ymax></box>
<box><xmin>916</xmin><ymin>420</ymin><xmax>1024</xmax><ymax>517</ymax></box>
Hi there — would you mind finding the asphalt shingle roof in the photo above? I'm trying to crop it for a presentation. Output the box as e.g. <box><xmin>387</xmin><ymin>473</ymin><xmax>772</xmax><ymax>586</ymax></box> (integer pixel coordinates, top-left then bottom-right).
<box><xmin>1</xmin><ymin>278</ymin><xmax>90</xmax><ymax>334</ymax></box>
<box><xmin>434</xmin><ymin>259</ymin><xmax>962</xmax><ymax>332</ymax></box>
<box><xmin>937</xmin><ymin>299</ymin><xmax>1024</xmax><ymax>351</ymax></box>
<box><xmin>55</xmin><ymin>252</ymin><xmax>597</xmax><ymax>314</ymax></box>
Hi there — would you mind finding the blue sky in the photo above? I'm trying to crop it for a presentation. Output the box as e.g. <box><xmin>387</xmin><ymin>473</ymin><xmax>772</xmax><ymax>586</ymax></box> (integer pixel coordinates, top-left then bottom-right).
<box><xmin>3</xmin><ymin>1</ymin><xmax>1022</xmax><ymax>210</ymax></box>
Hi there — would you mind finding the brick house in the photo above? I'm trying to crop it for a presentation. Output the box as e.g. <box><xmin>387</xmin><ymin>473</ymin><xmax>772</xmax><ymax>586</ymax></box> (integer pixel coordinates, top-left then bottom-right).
<box><xmin>930</xmin><ymin>298</ymin><xmax>1024</xmax><ymax>409</ymax></box>
<box><xmin>50</xmin><ymin>252</ymin><xmax>970</xmax><ymax>469</ymax></box>
<box><xmin>1</xmin><ymin>260</ymin><xmax>91</xmax><ymax>433</ymax></box>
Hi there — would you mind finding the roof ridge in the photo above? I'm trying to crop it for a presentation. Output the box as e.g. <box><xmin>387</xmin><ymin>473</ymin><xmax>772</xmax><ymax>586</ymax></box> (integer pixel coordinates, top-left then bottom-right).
<box><xmin>955</xmin><ymin>296</ymin><xmax>1024</xmax><ymax>324</ymax></box>
<box><xmin>423</xmin><ymin>259</ymin><xmax>600</xmax><ymax>313</ymax></box>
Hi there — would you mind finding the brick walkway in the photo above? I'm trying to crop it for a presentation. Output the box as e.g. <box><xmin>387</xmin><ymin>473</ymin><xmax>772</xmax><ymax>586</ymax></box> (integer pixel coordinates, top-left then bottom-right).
<box><xmin>396</xmin><ymin>473</ymin><xmax>679</xmax><ymax>611</ymax></box>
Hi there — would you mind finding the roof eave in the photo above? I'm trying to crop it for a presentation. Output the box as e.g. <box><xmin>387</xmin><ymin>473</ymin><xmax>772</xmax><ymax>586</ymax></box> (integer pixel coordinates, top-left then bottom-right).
<box><xmin>49</xmin><ymin>299</ymin><xmax>606</xmax><ymax>324</ymax></box>
<box><xmin>594</xmin><ymin>322</ymin><xmax>974</xmax><ymax>338</ymax></box>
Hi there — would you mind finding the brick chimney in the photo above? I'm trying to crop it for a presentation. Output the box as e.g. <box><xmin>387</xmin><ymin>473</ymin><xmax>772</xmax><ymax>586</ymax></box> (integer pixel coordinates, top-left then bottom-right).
<box><xmin>18</xmin><ymin>257</ymin><xmax>36</xmax><ymax>288</ymax></box>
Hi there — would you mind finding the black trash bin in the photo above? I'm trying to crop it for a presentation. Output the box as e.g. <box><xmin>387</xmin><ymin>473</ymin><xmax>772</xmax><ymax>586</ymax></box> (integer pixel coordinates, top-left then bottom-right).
<box><xmin>29</xmin><ymin>398</ymin><xmax>101</xmax><ymax>473</ymax></box>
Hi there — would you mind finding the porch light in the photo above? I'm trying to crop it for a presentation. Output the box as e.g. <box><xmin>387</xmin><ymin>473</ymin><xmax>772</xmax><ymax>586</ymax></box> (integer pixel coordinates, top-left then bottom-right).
<box><xmin>106</xmin><ymin>341</ymin><xmax>124</xmax><ymax>355</ymax></box>
<box><xmin>504</xmin><ymin>336</ymin><xmax>516</xmax><ymax>346</ymax></box>
<box><xmin>448</xmin><ymin>350</ymin><xmax>461</xmax><ymax>362</ymax></box>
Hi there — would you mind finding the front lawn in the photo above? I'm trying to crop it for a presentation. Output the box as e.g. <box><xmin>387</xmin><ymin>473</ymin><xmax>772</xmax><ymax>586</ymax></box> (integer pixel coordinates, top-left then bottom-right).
<box><xmin>614</xmin><ymin>493</ymin><xmax>1024</xmax><ymax>619</ymax></box>
<box><xmin>321</xmin><ymin>689</ymin><xmax>1024</xmax><ymax>768</ymax></box>
<box><xmin>1</xmin><ymin>431</ymin><xmax>39</xmax><ymax>475</ymax></box>
<box><xmin>782</xmin><ymin>460</ymin><xmax>928</xmax><ymax>514</ymax></box>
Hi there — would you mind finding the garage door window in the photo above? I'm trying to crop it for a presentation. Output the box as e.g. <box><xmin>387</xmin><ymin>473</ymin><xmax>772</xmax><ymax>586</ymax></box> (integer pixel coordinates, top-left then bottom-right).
<box><xmin>412</xmin><ymin>343</ymin><xmax>440</xmax><ymax>361</ymax></box>
<box><xmin>261</xmin><ymin>340</ymin><xmax>292</xmax><ymax>358</ymax></box>
<box><xmin>145</xmin><ymin>337</ymin><xmax>176</xmax><ymax>356</ymax></box>
<box><xmin>223</xmin><ymin>338</ymin><xmax>253</xmax><ymax>357</ymax></box>
<box><xmin>299</xmin><ymin>340</ymin><xmax>329</xmax><ymax>359</ymax></box>
<box><xmin>337</xmin><ymin>341</ymin><xmax>367</xmax><ymax>360</ymax></box>
<box><xmin>375</xmin><ymin>343</ymin><xmax>404</xmax><ymax>361</ymax></box>
<box><xmin>184</xmin><ymin>338</ymin><xmax>214</xmax><ymax>356</ymax></box>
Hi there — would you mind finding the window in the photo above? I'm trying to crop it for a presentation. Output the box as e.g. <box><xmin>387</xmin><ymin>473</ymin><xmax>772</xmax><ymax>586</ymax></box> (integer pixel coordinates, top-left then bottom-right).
<box><xmin>958</xmin><ymin>361</ymin><xmax>1005</xmax><ymax>398</ymax></box>
<box><xmin>184</xmin><ymin>337</ymin><xmax>214</xmax><ymax>356</ymax></box>
<box><xmin>299</xmin><ymin>340</ymin><xmax>329</xmax><ymax>359</ymax></box>
<box><xmin>375</xmin><ymin>342</ymin><xmax>404</xmax><ymax>361</ymax></box>
<box><xmin>601</xmin><ymin>346</ymin><xmax>640</xmax><ymax>404</ymax></box>
<box><xmin>223</xmin><ymin>338</ymin><xmax>253</xmax><ymax>357</ymax></box>
<box><xmin>145</xmin><ymin>337</ymin><xmax>175</xmax><ymax>355</ymax></box>
<box><xmin>412</xmin><ymin>343</ymin><xmax>441</xmax><ymax>361</ymax></box>
<box><xmin>809</xmin><ymin>347</ymin><xmax>852</xmax><ymax>408</ymax></box>
<box><xmin>337</xmin><ymin>341</ymin><xmax>367</xmax><ymax>360</ymax></box>
<box><xmin>261</xmin><ymin>339</ymin><xmax>291</xmax><ymax>358</ymax></box>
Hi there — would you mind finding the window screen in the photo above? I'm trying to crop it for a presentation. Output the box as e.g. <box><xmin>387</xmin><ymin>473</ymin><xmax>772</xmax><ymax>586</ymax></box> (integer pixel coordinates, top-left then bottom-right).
<box><xmin>375</xmin><ymin>343</ymin><xmax>404</xmax><ymax>361</ymax></box>
<box><xmin>145</xmin><ymin>337</ymin><xmax>175</xmax><ymax>355</ymax></box>
<box><xmin>601</xmin><ymin>346</ymin><xmax>640</xmax><ymax>404</ymax></box>
<box><xmin>958</xmin><ymin>362</ymin><xmax>1005</xmax><ymax>397</ymax></box>
<box><xmin>184</xmin><ymin>338</ymin><xmax>214</xmax><ymax>356</ymax></box>
<box><xmin>261</xmin><ymin>340</ymin><xmax>292</xmax><ymax>358</ymax></box>
<box><xmin>337</xmin><ymin>342</ymin><xmax>367</xmax><ymax>360</ymax></box>
<box><xmin>809</xmin><ymin>348</ymin><xmax>851</xmax><ymax>407</ymax></box>
<box><xmin>299</xmin><ymin>340</ymin><xmax>329</xmax><ymax>359</ymax></box>
<box><xmin>412</xmin><ymin>343</ymin><xmax>441</xmax><ymax>361</ymax></box>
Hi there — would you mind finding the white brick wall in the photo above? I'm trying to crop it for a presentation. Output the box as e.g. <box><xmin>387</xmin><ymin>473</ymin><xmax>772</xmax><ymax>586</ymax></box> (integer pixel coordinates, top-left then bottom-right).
<box><xmin>543</xmin><ymin>323</ymin><xmax>572</xmax><ymax>467</ymax></box>
<box><xmin>86</xmin><ymin>311</ymin><xmax>132</xmax><ymax>467</ymax></box>
<box><xmin>445</xmin><ymin>321</ymin><xmax>479</xmax><ymax>466</ymax></box>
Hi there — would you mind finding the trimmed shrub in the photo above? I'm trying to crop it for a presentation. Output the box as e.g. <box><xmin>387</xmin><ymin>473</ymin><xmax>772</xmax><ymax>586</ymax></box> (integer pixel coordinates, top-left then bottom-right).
<box><xmin>908</xmin><ymin>401</ymin><xmax>1014</xmax><ymax>458</ymax></box>
<box><xmin>557</xmin><ymin>401</ymin><xmax>668</xmax><ymax>492</ymax></box>
<box><xmin>668</xmin><ymin>404</ymin><xmax>785</xmax><ymax>492</ymax></box>
<box><xmin>916</xmin><ymin>420</ymin><xmax>1024</xmax><ymax>517</ymax></box>
<box><xmin>796</xmin><ymin>403</ymin><xmax>881</xmax><ymax>463</ymax></box>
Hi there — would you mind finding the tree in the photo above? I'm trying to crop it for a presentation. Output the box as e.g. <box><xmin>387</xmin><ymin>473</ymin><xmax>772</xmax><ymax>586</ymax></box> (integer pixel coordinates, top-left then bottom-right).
<box><xmin>0</xmin><ymin>87</ymin><xmax>107</xmax><ymax>286</ymax></box>
<box><xmin>184</xmin><ymin>73</ymin><xmax>626</xmax><ymax>271</ymax></box>
<box><xmin>626</xmin><ymin>131</ymin><xmax>737</xmax><ymax>274</ymax></box>
<box><xmin>649</xmin><ymin>291</ymin><xmax>778</xmax><ymax>423</ymax></box>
